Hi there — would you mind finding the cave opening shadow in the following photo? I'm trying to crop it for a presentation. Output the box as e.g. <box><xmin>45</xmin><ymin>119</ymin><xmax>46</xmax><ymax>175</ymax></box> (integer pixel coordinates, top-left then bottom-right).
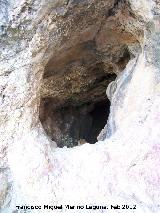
<box><xmin>77</xmin><ymin>99</ymin><xmax>110</xmax><ymax>145</ymax></box>
<box><xmin>40</xmin><ymin>97</ymin><xmax>111</xmax><ymax>147</ymax></box>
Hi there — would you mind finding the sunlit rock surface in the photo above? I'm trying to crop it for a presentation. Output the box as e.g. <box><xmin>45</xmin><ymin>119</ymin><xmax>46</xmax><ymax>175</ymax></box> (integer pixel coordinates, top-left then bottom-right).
<box><xmin>0</xmin><ymin>0</ymin><xmax>160</xmax><ymax>212</ymax></box>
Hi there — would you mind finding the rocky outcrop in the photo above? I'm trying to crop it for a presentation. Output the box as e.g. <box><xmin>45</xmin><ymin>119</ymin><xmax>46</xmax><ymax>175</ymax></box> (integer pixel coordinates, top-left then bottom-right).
<box><xmin>0</xmin><ymin>0</ymin><xmax>160</xmax><ymax>212</ymax></box>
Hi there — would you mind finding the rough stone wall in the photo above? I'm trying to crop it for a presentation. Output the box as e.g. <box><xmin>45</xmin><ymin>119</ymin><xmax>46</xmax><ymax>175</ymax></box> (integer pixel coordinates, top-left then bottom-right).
<box><xmin>0</xmin><ymin>0</ymin><xmax>160</xmax><ymax>212</ymax></box>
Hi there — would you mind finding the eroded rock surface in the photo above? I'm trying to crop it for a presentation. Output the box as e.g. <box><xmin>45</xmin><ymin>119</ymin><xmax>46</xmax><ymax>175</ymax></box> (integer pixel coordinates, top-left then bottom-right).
<box><xmin>0</xmin><ymin>0</ymin><xmax>160</xmax><ymax>212</ymax></box>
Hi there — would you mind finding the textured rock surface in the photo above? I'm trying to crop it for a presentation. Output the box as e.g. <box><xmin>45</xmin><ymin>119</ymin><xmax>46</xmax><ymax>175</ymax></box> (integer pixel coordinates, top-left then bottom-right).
<box><xmin>0</xmin><ymin>0</ymin><xmax>160</xmax><ymax>212</ymax></box>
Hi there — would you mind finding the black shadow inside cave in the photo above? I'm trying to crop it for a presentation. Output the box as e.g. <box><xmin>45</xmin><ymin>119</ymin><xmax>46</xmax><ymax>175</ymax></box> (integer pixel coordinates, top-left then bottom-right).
<box><xmin>68</xmin><ymin>99</ymin><xmax>111</xmax><ymax>145</ymax></box>
<box><xmin>88</xmin><ymin>100</ymin><xmax>110</xmax><ymax>144</ymax></box>
<box><xmin>40</xmin><ymin>97</ymin><xmax>111</xmax><ymax>148</ymax></box>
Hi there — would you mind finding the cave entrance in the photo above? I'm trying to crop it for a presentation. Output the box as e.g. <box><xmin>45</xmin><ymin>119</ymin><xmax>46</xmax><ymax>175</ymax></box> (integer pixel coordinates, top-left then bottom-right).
<box><xmin>40</xmin><ymin>97</ymin><xmax>111</xmax><ymax>148</ymax></box>
<box><xmin>39</xmin><ymin>37</ymin><xmax>131</xmax><ymax>147</ymax></box>
<box><xmin>37</xmin><ymin>0</ymin><xmax>140</xmax><ymax>148</ymax></box>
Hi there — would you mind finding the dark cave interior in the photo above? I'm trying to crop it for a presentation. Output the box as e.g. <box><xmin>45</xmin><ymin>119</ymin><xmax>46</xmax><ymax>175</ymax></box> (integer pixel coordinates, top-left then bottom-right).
<box><xmin>40</xmin><ymin>97</ymin><xmax>111</xmax><ymax>147</ymax></box>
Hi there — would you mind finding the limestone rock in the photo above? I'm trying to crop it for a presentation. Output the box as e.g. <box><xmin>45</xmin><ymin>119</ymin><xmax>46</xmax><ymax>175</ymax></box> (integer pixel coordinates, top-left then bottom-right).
<box><xmin>0</xmin><ymin>0</ymin><xmax>160</xmax><ymax>212</ymax></box>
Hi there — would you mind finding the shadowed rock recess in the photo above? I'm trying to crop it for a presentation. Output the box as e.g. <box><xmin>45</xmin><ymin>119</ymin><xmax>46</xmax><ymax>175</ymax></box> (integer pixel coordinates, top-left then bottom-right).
<box><xmin>0</xmin><ymin>0</ymin><xmax>160</xmax><ymax>212</ymax></box>
<box><xmin>39</xmin><ymin>0</ymin><xmax>139</xmax><ymax>147</ymax></box>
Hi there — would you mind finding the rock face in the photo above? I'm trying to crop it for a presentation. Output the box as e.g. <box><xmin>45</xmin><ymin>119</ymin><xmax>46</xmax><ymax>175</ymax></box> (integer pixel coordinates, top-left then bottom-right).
<box><xmin>0</xmin><ymin>0</ymin><xmax>160</xmax><ymax>212</ymax></box>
